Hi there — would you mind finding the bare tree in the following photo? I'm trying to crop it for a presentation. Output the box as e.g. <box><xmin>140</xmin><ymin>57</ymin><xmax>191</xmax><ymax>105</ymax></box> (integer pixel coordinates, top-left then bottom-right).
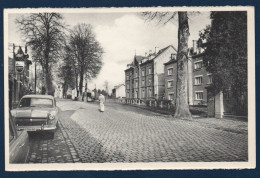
<box><xmin>67</xmin><ymin>23</ymin><xmax>103</xmax><ymax>97</ymax></box>
<box><xmin>16</xmin><ymin>13</ymin><xmax>66</xmax><ymax>94</ymax></box>
<box><xmin>142</xmin><ymin>12</ymin><xmax>192</xmax><ymax>120</ymax></box>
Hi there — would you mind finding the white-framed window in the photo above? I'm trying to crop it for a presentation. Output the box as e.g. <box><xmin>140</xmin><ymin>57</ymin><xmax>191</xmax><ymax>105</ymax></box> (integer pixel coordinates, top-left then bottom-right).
<box><xmin>135</xmin><ymin>80</ymin><xmax>138</xmax><ymax>88</ymax></box>
<box><xmin>142</xmin><ymin>69</ymin><xmax>145</xmax><ymax>76</ymax></box>
<box><xmin>195</xmin><ymin>76</ymin><xmax>203</xmax><ymax>85</ymax></box>
<box><xmin>208</xmin><ymin>74</ymin><xmax>213</xmax><ymax>84</ymax></box>
<box><xmin>167</xmin><ymin>68</ymin><xmax>173</xmax><ymax>75</ymax></box>
<box><xmin>135</xmin><ymin>90</ymin><xmax>138</xmax><ymax>98</ymax></box>
<box><xmin>142</xmin><ymin>90</ymin><xmax>145</xmax><ymax>98</ymax></box>
<box><xmin>148</xmin><ymin>79</ymin><xmax>152</xmax><ymax>86</ymax></box>
<box><xmin>194</xmin><ymin>60</ymin><xmax>203</xmax><ymax>70</ymax></box>
<box><xmin>142</xmin><ymin>80</ymin><xmax>145</xmax><ymax>86</ymax></box>
<box><xmin>148</xmin><ymin>68</ymin><xmax>152</xmax><ymax>74</ymax></box>
<box><xmin>168</xmin><ymin>93</ymin><xmax>174</xmax><ymax>100</ymax></box>
<box><xmin>148</xmin><ymin>89</ymin><xmax>152</xmax><ymax>97</ymax></box>
<box><xmin>195</xmin><ymin>91</ymin><xmax>203</xmax><ymax>100</ymax></box>
<box><xmin>167</xmin><ymin>80</ymin><xmax>174</xmax><ymax>88</ymax></box>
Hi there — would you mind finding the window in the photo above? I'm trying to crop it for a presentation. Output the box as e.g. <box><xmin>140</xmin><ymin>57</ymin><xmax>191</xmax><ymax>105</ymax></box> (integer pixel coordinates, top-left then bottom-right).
<box><xmin>195</xmin><ymin>92</ymin><xmax>203</xmax><ymax>100</ymax></box>
<box><xmin>148</xmin><ymin>89</ymin><xmax>152</xmax><ymax>97</ymax></box>
<box><xmin>126</xmin><ymin>84</ymin><xmax>129</xmax><ymax>89</ymax></box>
<box><xmin>135</xmin><ymin>91</ymin><xmax>138</xmax><ymax>98</ymax></box>
<box><xmin>168</xmin><ymin>93</ymin><xmax>174</xmax><ymax>100</ymax></box>
<box><xmin>208</xmin><ymin>74</ymin><xmax>213</xmax><ymax>84</ymax></box>
<box><xmin>195</xmin><ymin>76</ymin><xmax>203</xmax><ymax>85</ymax></box>
<box><xmin>135</xmin><ymin>71</ymin><xmax>138</xmax><ymax>77</ymax></box>
<box><xmin>168</xmin><ymin>68</ymin><xmax>173</xmax><ymax>75</ymax></box>
<box><xmin>167</xmin><ymin>80</ymin><xmax>174</xmax><ymax>88</ymax></box>
<box><xmin>142</xmin><ymin>80</ymin><xmax>145</xmax><ymax>86</ymax></box>
<box><xmin>126</xmin><ymin>75</ymin><xmax>129</xmax><ymax>80</ymax></box>
<box><xmin>9</xmin><ymin>122</ymin><xmax>14</xmax><ymax>142</ymax></box>
<box><xmin>127</xmin><ymin>91</ymin><xmax>129</xmax><ymax>98</ymax></box>
<box><xmin>142</xmin><ymin>90</ymin><xmax>145</xmax><ymax>98</ymax></box>
<box><xmin>148</xmin><ymin>68</ymin><xmax>152</xmax><ymax>74</ymax></box>
<box><xmin>142</xmin><ymin>70</ymin><xmax>145</xmax><ymax>76</ymax></box>
<box><xmin>135</xmin><ymin>80</ymin><xmax>138</xmax><ymax>88</ymax></box>
<box><xmin>148</xmin><ymin>79</ymin><xmax>152</xmax><ymax>86</ymax></box>
<box><xmin>194</xmin><ymin>61</ymin><xmax>203</xmax><ymax>70</ymax></box>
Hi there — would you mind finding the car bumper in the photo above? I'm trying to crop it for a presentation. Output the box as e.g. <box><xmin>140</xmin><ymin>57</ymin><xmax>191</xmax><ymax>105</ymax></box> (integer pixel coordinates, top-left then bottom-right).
<box><xmin>17</xmin><ymin>125</ymin><xmax>56</xmax><ymax>131</ymax></box>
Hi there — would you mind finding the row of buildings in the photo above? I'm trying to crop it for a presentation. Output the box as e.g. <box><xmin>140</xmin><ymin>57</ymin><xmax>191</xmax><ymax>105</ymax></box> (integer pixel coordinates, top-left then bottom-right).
<box><xmin>125</xmin><ymin>40</ymin><xmax>211</xmax><ymax>105</ymax></box>
<box><xmin>124</xmin><ymin>40</ymin><xmax>247</xmax><ymax>119</ymax></box>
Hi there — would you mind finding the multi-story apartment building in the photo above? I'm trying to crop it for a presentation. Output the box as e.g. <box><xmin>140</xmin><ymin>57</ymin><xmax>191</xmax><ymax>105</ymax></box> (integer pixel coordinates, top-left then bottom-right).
<box><xmin>164</xmin><ymin>56</ymin><xmax>177</xmax><ymax>101</ymax></box>
<box><xmin>125</xmin><ymin>45</ymin><xmax>177</xmax><ymax>102</ymax></box>
<box><xmin>164</xmin><ymin>40</ymin><xmax>212</xmax><ymax>106</ymax></box>
<box><xmin>190</xmin><ymin>40</ymin><xmax>212</xmax><ymax>106</ymax></box>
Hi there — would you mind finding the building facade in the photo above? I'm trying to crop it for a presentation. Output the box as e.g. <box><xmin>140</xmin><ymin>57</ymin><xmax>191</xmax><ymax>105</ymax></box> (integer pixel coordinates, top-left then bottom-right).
<box><xmin>125</xmin><ymin>45</ymin><xmax>177</xmax><ymax>103</ymax></box>
<box><xmin>112</xmin><ymin>84</ymin><xmax>126</xmax><ymax>98</ymax></box>
<box><xmin>164</xmin><ymin>58</ymin><xmax>177</xmax><ymax>101</ymax></box>
<box><xmin>8</xmin><ymin>44</ymin><xmax>32</xmax><ymax>109</ymax></box>
<box><xmin>190</xmin><ymin>40</ymin><xmax>212</xmax><ymax>106</ymax></box>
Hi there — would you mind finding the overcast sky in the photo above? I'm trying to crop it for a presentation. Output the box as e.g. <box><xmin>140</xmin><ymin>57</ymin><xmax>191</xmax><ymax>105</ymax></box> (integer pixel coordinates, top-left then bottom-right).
<box><xmin>8</xmin><ymin>12</ymin><xmax>211</xmax><ymax>92</ymax></box>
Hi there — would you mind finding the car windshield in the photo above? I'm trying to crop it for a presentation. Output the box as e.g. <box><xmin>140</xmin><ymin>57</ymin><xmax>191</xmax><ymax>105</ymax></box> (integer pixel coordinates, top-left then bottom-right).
<box><xmin>19</xmin><ymin>98</ymin><xmax>53</xmax><ymax>108</ymax></box>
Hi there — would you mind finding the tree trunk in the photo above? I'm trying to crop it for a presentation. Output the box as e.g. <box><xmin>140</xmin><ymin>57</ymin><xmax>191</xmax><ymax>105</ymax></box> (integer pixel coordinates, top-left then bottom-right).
<box><xmin>42</xmin><ymin>65</ymin><xmax>49</xmax><ymax>95</ymax></box>
<box><xmin>174</xmin><ymin>12</ymin><xmax>192</xmax><ymax>120</ymax></box>
<box><xmin>79</xmin><ymin>67</ymin><xmax>84</xmax><ymax>96</ymax></box>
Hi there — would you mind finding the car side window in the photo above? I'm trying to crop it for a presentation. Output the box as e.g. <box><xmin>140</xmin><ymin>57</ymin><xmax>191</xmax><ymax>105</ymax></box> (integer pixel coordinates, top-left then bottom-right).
<box><xmin>19</xmin><ymin>98</ymin><xmax>31</xmax><ymax>108</ymax></box>
<box><xmin>9</xmin><ymin>122</ymin><xmax>15</xmax><ymax>142</ymax></box>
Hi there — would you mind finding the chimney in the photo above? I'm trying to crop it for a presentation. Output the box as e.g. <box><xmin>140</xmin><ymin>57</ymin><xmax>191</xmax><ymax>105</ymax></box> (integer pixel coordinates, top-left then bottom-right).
<box><xmin>192</xmin><ymin>40</ymin><xmax>197</xmax><ymax>54</ymax></box>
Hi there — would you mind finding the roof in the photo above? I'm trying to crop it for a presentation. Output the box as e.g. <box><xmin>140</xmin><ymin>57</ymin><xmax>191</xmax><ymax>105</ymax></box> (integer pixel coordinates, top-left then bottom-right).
<box><xmin>140</xmin><ymin>58</ymin><xmax>153</xmax><ymax>66</ymax></box>
<box><xmin>164</xmin><ymin>59</ymin><xmax>177</xmax><ymax>65</ymax></box>
<box><xmin>114</xmin><ymin>84</ymin><xmax>125</xmax><ymax>89</ymax></box>
<box><xmin>135</xmin><ymin>55</ymin><xmax>144</xmax><ymax>63</ymax></box>
<box><xmin>22</xmin><ymin>95</ymin><xmax>54</xmax><ymax>99</ymax></box>
<box><xmin>191</xmin><ymin>52</ymin><xmax>205</xmax><ymax>59</ymax></box>
<box><xmin>156</xmin><ymin>45</ymin><xmax>177</xmax><ymax>57</ymax></box>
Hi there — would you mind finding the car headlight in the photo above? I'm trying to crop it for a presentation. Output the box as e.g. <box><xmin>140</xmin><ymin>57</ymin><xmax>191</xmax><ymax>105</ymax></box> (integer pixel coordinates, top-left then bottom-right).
<box><xmin>49</xmin><ymin>114</ymin><xmax>55</xmax><ymax>120</ymax></box>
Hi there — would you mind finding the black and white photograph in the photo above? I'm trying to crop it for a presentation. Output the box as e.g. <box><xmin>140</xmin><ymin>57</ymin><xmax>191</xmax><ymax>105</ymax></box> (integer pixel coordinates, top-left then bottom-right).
<box><xmin>4</xmin><ymin>7</ymin><xmax>255</xmax><ymax>171</ymax></box>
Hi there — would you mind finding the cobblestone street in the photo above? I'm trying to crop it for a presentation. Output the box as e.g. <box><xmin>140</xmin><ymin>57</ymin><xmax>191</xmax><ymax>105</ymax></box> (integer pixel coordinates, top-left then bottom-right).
<box><xmin>58</xmin><ymin>99</ymin><xmax>248</xmax><ymax>162</ymax></box>
<box><xmin>25</xmin><ymin>99</ymin><xmax>248</xmax><ymax>163</ymax></box>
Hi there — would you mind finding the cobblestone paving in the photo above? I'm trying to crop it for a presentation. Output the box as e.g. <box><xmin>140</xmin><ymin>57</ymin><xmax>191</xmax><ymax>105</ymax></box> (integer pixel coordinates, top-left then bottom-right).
<box><xmin>57</xmin><ymin>100</ymin><xmax>248</xmax><ymax>163</ymax></box>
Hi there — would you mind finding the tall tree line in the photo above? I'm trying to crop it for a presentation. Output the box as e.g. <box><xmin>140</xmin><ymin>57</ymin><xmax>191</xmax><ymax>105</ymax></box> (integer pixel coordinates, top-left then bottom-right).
<box><xmin>16</xmin><ymin>13</ymin><xmax>103</xmax><ymax>97</ymax></box>
<box><xmin>16</xmin><ymin>13</ymin><xmax>66</xmax><ymax>95</ymax></box>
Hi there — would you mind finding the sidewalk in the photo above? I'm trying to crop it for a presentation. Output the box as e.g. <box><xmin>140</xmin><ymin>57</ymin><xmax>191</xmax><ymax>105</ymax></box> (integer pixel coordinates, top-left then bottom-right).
<box><xmin>90</xmin><ymin>99</ymin><xmax>208</xmax><ymax>118</ymax></box>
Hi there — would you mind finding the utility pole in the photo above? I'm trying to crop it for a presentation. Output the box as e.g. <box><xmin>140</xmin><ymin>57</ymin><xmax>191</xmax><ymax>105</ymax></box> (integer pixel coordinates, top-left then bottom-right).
<box><xmin>35</xmin><ymin>61</ymin><xmax>37</xmax><ymax>94</ymax></box>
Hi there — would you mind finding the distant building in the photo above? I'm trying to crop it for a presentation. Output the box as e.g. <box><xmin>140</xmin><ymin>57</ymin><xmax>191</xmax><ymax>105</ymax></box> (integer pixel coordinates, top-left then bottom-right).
<box><xmin>125</xmin><ymin>45</ymin><xmax>177</xmax><ymax>103</ymax></box>
<box><xmin>112</xmin><ymin>84</ymin><xmax>125</xmax><ymax>98</ymax></box>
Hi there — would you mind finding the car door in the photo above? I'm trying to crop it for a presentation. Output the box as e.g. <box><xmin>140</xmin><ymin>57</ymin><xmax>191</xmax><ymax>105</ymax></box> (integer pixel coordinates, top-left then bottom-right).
<box><xmin>9</xmin><ymin>111</ymin><xmax>30</xmax><ymax>163</ymax></box>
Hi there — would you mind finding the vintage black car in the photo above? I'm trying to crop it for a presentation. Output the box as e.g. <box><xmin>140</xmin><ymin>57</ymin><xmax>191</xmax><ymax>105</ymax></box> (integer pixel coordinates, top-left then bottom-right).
<box><xmin>11</xmin><ymin>95</ymin><xmax>59</xmax><ymax>138</ymax></box>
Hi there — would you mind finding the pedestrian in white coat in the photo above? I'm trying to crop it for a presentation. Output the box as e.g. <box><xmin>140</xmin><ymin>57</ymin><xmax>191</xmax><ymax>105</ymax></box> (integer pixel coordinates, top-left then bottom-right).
<box><xmin>99</xmin><ymin>94</ymin><xmax>105</xmax><ymax>112</ymax></box>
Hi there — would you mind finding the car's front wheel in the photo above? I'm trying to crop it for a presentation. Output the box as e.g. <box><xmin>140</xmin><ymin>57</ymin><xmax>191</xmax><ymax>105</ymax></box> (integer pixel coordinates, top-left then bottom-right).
<box><xmin>47</xmin><ymin>131</ymin><xmax>55</xmax><ymax>139</ymax></box>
